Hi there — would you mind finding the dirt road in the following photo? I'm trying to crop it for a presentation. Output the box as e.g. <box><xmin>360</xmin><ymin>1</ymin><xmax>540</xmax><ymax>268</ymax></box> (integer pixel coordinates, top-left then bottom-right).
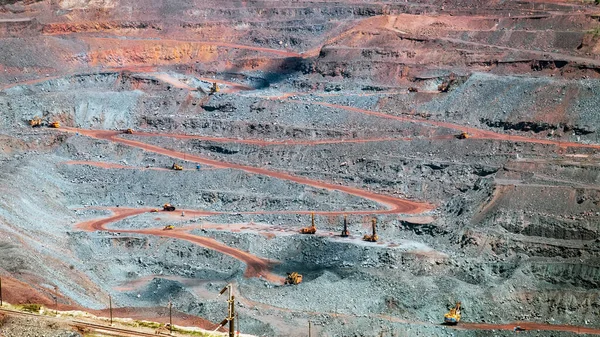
<box><xmin>459</xmin><ymin>321</ymin><xmax>600</xmax><ymax>334</ymax></box>
<box><xmin>76</xmin><ymin>207</ymin><xmax>284</xmax><ymax>283</ymax></box>
<box><xmin>82</xmin><ymin>37</ymin><xmax>303</xmax><ymax>58</ymax></box>
<box><xmin>62</xmin><ymin>127</ymin><xmax>435</xmax><ymax>215</ymax></box>
<box><xmin>126</xmin><ymin>130</ymin><xmax>418</xmax><ymax>146</ymax></box>
<box><xmin>300</xmin><ymin>100</ymin><xmax>600</xmax><ymax>150</ymax></box>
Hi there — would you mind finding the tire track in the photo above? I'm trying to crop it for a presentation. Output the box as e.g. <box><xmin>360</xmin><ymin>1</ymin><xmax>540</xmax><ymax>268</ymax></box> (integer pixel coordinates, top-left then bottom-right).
<box><xmin>76</xmin><ymin>207</ymin><xmax>283</xmax><ymax>284</ymax></box>
<box><xmin>62</xmin><ymin>127</ymin><xmax>434</xmax><ymax>215</ymax></box>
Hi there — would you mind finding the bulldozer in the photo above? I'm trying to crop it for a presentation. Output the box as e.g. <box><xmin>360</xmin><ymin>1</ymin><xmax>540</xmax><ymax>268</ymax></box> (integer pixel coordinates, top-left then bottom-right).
<box><xmin>49</xmin><ymin>121</ymin><xmax>60</xmax><ymax>128</ymax></box>
<box><xmin>210</xmin><ymin>82</ymin><xmax>220</xmax><ymax>94</ymax></box>
<box><xmin>341</xmin><ymin>215</ymin><xmax>350</xmax><ymax>237</ymax></box>
<box><xmin>284</xmin><ymin>272</ymin><xmax>303</xmax><ymax>285</ymax></box>
<box><xmin>163</xmin><ymin>203</ymin><xmax>176</xmax><ymax>211</ymax></box>
<box><xmin>29</xmin><ymin>117</ymin><xmax>42</xmax><ymax>127</ymax></box>
<box><xmin>171</xmin><ymin>163</ymin><xmax>183</xmax><ymax>171</ymax></box>
<box><xmin>300</xmin><ymin>212</ymin><xmax>316</xmax><ymax>234</ymax></box>
<box><xmin>163</xmin><ymin>225</ymin><xmax>175</xmax><ymax>230</ymax></box>
<box><xmin>456</xmin><ymin>131</ymin><xmax>470</xmax><ymax>139</ymax></box>
<box><xmin>124</xmin><ymin>128</ymin><xmax>134</xmax><ymax>134</ymax></box>
<box><xmin>444</xmin><ymin>302</ymin><xmax>461</xmax><ymax>325</ymax></box>
<box><xmin>363</xmin><ymin>218</ymin><xmax>378</xmax><ymax>242</ymax></box>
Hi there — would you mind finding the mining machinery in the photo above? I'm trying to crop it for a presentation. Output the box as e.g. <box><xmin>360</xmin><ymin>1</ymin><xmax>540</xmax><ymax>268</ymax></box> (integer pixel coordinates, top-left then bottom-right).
<box><xmin>341</xmin><ymin>215</ymin><xmax>350</xmax><ymax>237</ymax></box>
<box><xmin>444</xmin><ymin>302</ymin><xmax>461</xmax><ymax>325</ymax></box>
<box><xmin>29</xmin><ymin>117</ymin><xmax>42</xmax><ymax>127</ymax></box>
<box><xmin>362</xmin><ymin>218</ymin><xmax>378</xmax><ymax>242</ymax></box>
<box><xmin>300</xmin><ymin>212</ymin><xmax>316</xmax><ymax>234</ymax></box>
<box><xmin>456</xmin><ymin>131</ymin><xmax>470</xmax><ymax>139</ymax></box>
<box><xmin>163</xmin><ymin>203</ymin><xmax>176</xmax><ymax>211</ymax></box>
<box><xmin>284</xmin><ymin>272</ymin><xmax>303</xmax><ymax>285</ymax></box>
<box><xmin>210</xmin><ymin>82</ymin><xmax>220</xmax><ymax>94</ymax></box>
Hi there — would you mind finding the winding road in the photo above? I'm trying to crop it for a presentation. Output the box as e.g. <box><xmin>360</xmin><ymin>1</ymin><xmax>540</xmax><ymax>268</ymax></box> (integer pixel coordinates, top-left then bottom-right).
<box><xmin>295</xmin><ymin>100</ymin><xmax>600</xmax><ymax>150</ymax></box>
<box><xmin>77</xmin><ymin>207</ymin><xmax>283</xmax><ymax>284</ymax></box>
<box><xmin>63</xmin><ymin>127</ymin><xmax>434</xmax><ymax>215</ymax></box>
<box><xmin>58</xmin><ymin>95</ymin><xmax>600</xmax><ymax>335</ymax></box>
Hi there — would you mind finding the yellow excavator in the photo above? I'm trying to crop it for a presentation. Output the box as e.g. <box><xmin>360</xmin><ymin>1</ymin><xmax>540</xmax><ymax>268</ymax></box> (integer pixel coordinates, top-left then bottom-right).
<box><xmin>444</xmin><ymin>302</ymin><xmax>461</xmax><ymax>325</ymax></box>
<box><xmin>363</xmin><ymin>218</ymin><xmax>378</xmax><ymax>242</ymax></box>
<box><xmin>172</xmin><ymin>163</ymin><xmax>183</xmax><ymax>171</ymax></box>
<box><xmin>284</xmin><ymin>272</ymin><xmax>303</xmax><ymax>285</ymax></box>
<box><xmin>300</xmin><ymin>212</ymin><xmax>316</xmax><ymax>234</ymax></box>
<box><xmin>163</xmin><ymin>203</ymin><xmax>176</xmax><ymax>211</ymax></box>
<box><xmin>124</xmin><ymin>128</ymin><xmax>134</xmax><ymax>134</ymax></box>
<box><xmin>456</xmin><ymin>131</ymin><xmax>470</xmax><ymax>139</ymax></box>
<box><xmin>49</xmin><ymin>121</ymin><xmax>60</xmax><ymax>128</ymax></box>
<box><xmin>163</xmin><ymin>225</ymin><xmax>175</xmax><ymax>230</ymax></box>
<box><xmin>29</xmin><ymin>117</ymin><xmax>42</xmax><ymax>127</ymax></box>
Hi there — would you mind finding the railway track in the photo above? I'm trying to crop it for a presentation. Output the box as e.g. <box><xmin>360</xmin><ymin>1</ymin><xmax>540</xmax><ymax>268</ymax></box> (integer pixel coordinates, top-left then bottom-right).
<box><xmin>0</xmin><ymin>307</ymin><xmax>160</xmax><ymax>337</ymax></box>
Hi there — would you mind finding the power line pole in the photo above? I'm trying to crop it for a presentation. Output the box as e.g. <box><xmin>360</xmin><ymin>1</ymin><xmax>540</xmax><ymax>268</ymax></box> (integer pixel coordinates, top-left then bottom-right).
<box><xmin>229</xmin><ymin>295</ymin><xmax>235</xmax><ymax>337</ymax></box>
<box><xmin>169</xmin><ymin>301</ymin><xmax>173</xmax><ymax>335</ymax></box>
<box><xmin>309</xmin><ymin>321</ymin><xmax>312</xmax><ymax>337</ymax></box>
<box><xmin>109</xmin><ymin>295</ymin><xmax>113</xmax><ymax>325</ymax></box>
<box><xmin>54</xmin><ymin>286</ymin><xmax>58</xmax><ymax>316</ymax></box>
<box><xmin>215</xmin><ymin>284</ymin><xmax>236</xmax><ymax>337</ymax></box>
<box><xmin>0</xmin><ymin>277</ymin><xmax>3</xmax><ymax>307</ymax></box>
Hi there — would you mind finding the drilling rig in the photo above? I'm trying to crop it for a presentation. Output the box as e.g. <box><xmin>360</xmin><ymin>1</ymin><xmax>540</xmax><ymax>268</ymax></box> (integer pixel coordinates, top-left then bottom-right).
<box><xmin>341</xmin><ymin>215</ymin><xmax>349</xmax><ymax>237</ymax></box>
<box><xmin>300</xmin><ymin>212</ymin><xmax>317</xmax><ymax>234</ymax></box>
<box><xmin>363</xmin><ymin>218</ymin><xmax>378</xmax><ymax>242</ymax></box>
<box><xmin>210</xmin><ymin>82</ymin><xmax>220</xmax><ymax>94</ymax></box>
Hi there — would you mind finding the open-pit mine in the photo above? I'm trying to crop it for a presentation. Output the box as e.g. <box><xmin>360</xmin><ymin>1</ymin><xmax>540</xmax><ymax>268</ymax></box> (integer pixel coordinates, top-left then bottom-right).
<box><xmin>1</xmin><ymin>0</ymin><xmax>600</xmax><ymax>336</ymax></box>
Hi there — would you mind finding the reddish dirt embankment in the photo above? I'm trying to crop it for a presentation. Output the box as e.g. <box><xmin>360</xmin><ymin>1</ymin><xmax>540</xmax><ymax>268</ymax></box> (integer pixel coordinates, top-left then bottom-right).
<box><xmin>0</xmin><ymin>276</ymin><xmax>54</xmax><ymax>305</ymax></box>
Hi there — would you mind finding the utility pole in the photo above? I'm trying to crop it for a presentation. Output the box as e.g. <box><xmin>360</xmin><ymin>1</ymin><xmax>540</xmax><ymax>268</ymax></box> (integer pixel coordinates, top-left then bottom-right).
<box><xmin>308</xmin><ymin>321</ymin><xmax>312</xmax><ymax>337</ymax></box>
<box><xmin>215</xmin><ymin>284</ymin><xmax>236</xmax><ymax>337</ymax></box>
<box><xmin>54</xmin><ymin>286</ymin><xmax>58</xmax><ymax>316</ymax></box>
<box><xmin>169</xmin><ymin>301</ymin><xmax>173</xmax><ymax>335</ymax></box>
<box><xmin>0</xmin><ymin>277</ymin><xmax>3</xmax><ymax>307</ymax></box>
<box><xmin>229</xmin><ymin>295</ymin><xmax>235</xmax><ymax>337</ymax></box>
<box><xmin>109</xmin><ymin>295</ymin><xmax>113</xmax><ymax>325</ymax></box>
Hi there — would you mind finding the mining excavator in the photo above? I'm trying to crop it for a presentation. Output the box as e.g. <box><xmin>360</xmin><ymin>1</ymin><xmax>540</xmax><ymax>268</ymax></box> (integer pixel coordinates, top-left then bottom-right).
<box><xmin>444</xmin><ymin>302</ymin><xmax>461</xmax><ymax>325</ymax></box>
<box><xmin>341</xmin><ymin>215</ymin><xmax>350</xmax><ymax>237</ymax></box>
<box><xmin>49</xmin><ymin>121</ymin><xmax>60</xmax><ymax>128</ymax></box>
<box><xmin>284</xmin><ymin>272</ymin><xmax>303</xmax><ymax>285</ymax></box>
<box><xmin>300</xmin><ymin>212</ymin><xmax>316</xmax><ymax>234</ymax></box>
<box><xmin>210</xmin><ymin>82</ymin><xmax>220</xmax><ymax>94</ymax></box>
<box><xmin>363</xmin><ymin>218</ymin><xmax>378</xmax><ymax>242</ymax></box>
<box><xmin>163</xmin><ymin>225</ymin><xmax>175</xmax><ymax>230</ymax></box>
<box><xmin>29</xmin><ymin>117</ymin><xmax>42</xmax><ymax>127</ymax></box>
<box><xmin>172</xmin><ymin>163</ymin><xmax>183</xmax><ymax>170</ymax></box>
<box><xmin>456</xmin><ymin>131</ymin><xmax>470</xmax><ymax>139</ymax></box>
<box><xmin>163</xmin><ymin>203</ymin><xmax>176</xmax><ymax>211</ymax></box>
<box><xmin>124</xmin><ymin>128</ymin><xmax>134</xmax><ymax>134</ymax></box>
